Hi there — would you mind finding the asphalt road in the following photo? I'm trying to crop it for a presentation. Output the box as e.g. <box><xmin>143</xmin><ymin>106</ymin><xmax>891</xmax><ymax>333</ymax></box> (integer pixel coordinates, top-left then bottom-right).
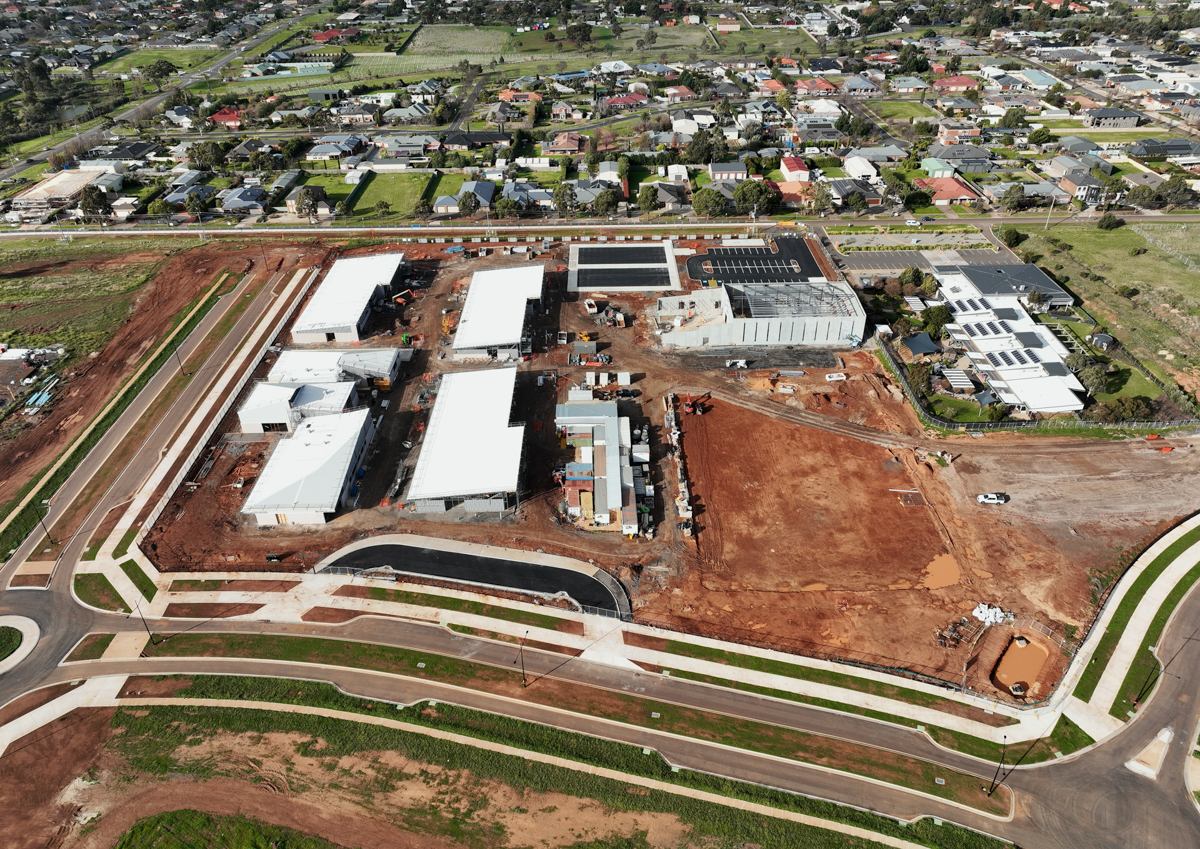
<box><xmin>321</xmin><ymin>543</ymin><xmax>621</xmax><ymax>612</ymax></box>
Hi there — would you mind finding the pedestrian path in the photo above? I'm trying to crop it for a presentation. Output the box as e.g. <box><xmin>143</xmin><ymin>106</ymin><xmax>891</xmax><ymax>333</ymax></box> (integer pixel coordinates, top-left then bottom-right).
<box><xmin>0</xmin><ymin>676</ymin><xmax>123</xmax><ymax>758</ymax></box>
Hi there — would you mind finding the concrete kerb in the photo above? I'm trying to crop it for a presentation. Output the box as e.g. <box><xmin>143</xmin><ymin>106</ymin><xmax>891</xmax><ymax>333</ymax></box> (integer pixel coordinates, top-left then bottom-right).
<box><xmin>0</xmin><ymin>616</ymin><xmax>39</xmax><ymax>675</ymax></box>
<box><xmin>109</xmin><ymin>695</ymin><xmax>950</xmax><ymax>849</ymax></box>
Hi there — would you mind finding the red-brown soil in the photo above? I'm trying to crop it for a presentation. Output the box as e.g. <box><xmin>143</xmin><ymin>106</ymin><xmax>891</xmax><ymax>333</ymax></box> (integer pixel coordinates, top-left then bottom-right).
<box><xmin>160</xmin><ymin>602</ymin><xmax>265</xmax><ymax>619</ymax></box>
<box><xmin>0</xmin><ymin>682</ymin><xmax>75</xmax><ymax>726</ymax></box>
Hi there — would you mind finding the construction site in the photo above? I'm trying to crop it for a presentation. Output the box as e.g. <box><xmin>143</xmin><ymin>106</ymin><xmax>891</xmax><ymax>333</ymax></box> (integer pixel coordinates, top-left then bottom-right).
<box><xmin>128</xmin><ymin>232</ymin><xmax>1200</xmax><ymax>704</ymax></box>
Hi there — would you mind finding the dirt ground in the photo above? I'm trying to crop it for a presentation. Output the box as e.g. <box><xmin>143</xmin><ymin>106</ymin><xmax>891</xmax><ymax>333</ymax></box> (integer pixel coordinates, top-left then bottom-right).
<box><xmin>3</xmin><ymin>699</ymin><xmax>691</xmax><ymax>849</ymax></box>
<box><xmin>0</xmin><ymin>240</ymin><xmax>328</xmax><ymax>512</ymax></box>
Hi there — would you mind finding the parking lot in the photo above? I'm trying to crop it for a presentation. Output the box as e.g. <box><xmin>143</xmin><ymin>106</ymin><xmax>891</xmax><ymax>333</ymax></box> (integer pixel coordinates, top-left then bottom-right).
<box><xmin>835</xmin><ymin>248</ymin><xmax>1017</xmax><ymax>272</ymax></box>
<box><xmin>684</xmin><ymin>236</ymin><xmax>823</xmax><ymax>282</ymax></box>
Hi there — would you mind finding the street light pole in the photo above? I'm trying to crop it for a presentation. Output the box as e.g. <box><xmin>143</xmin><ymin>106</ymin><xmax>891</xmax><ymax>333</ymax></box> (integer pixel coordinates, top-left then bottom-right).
<box><xmin>987</xmin><ymin>735</ymin><xmax>1007</xmax><ymax>796</ymax></box>
<box><xmin>514</xmin><ymin>630</ymin><xmax>529</xmax><ymax>687</ymax></box>
<box><xmin>37</xmin><ymin>499</ymin><xmax>55</xmax><ymax>546</ymax></box>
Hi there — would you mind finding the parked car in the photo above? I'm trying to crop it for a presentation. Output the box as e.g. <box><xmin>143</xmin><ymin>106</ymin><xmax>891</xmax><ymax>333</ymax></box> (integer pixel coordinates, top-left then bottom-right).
<box><xmin>922</xmin><ymin>216</ymin><xmax>935</xmax><ymax>222</ymax></box>
<box><xmin>905</xmin><ymin>219</ymin><xmax>920</xmax><ymax>226</ymax></box>
<box><xmin>977</xmin><ymin>492</ymin><xmax>1010</xmax><ymax>505</ymax></box>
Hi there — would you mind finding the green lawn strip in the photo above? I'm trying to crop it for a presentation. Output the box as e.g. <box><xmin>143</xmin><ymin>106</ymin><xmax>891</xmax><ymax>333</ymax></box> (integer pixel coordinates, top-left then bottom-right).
<box><xmin>64</xmin><ymin>633</ymin><xmax>115</xmax><ymax>663</ymax></box>
<box><xmin>1109</xmin><ymin>560</ymin><xmax>1200</xmax><ymax>719</ymax></box>
<box><xmin>111</xmin><ymin>528</ymin><xmax>138</xmax><ymax>559</ymax></box>
<box><xmin>116</xmin><ymin>679</ymin><xmax>1010</xmax><ymax>847</ymax></box>
<box><xmin>81</xmin><ymin>543</ymin><xmax>101</xmax><ymax>561</ymax></box>
<box><xmin>356</xmin><ymin>584</ymin><xmax>571</xmax><ymax>631</ymax></box>
<box><xmin>118</xmin><ymin>559</ymin><xmax>157</xmax><ymax>602</ymax></box>
<box><xmin>112</xmin><ymin>810</ymin><xmax>344</xmax><ymax>849</ymax></box>
<box><xmin>1074</xmin><ymin>526</ymin><xmax>1200</xmax><ymax>702</ymax></box>
<box><xmin>657</xmin><ymin>639</ymin><xmax>974</xmax><ymax>716</ymax></box>
<box><xmin>139</xmin><ymin>637</ymin><xmax>1003</xmax><ymax>814</ymax></box>
<box><xmin>0</xmin><ymin>273</ymin><xmax>232</xmax><ymax>559</ymax></box>
<box><xmin>927</xmin><ymin>715</ymin><xmax>1093</xmax><ymax>764</ymax></box>
<box><xmin>74</xmin><ymin>574</ymin><xmax>131</xmax><ymax>613</ymax></box>
<box><xmin>0</xmin><ymin>626</ymin><xmax>21</xmax><ymax>662</ymax></box>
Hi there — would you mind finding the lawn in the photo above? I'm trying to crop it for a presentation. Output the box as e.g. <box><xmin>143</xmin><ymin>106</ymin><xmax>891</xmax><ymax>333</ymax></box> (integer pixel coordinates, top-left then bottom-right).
<box><xmin>99</xmin><ymin>48</ymin><xmax>220</xmax><ymax>75</ymax></box>
<box><xmin>1010</xmin><ymin>224</ymin><xmax>1200</xmax><ymax>385</ymax></box>
<box><xmin>119</xmin><ymin>559</ymin><xmax>157</xmax><ymax>602</ymax></box>
<box><xmin>425</xmin><ymin>172</ymin><xmax>467</xmax><ymax>201</ymax></box>
<box><xmin>64</xmin><ymin>633</ymin><xmax>115</xmax><ymax>662</ymax></box>
<box><xmin>874</xmin><ymin>100</ymin><xmax>937</xmax><ymax>120</ymax></box>
<box><xmin>714</xmin><ymin>27</ymin><xmax>817</xmax><ymax>57</ymax></box>
<box><xmin>928</xmin><ymin>393</ymin><xmax>989</xmax><ymax>422</ymax></box>
<box><xmin>821</xmin><ymin>167</ymin><xmax>847</xmax><ymax>178</ymax></box>
<box><xmin>349</xmin><ymin>172</ymin><xmax>430</xmax><ymax>216</ymax></box>
<box><xmin>112</xmin><ymin>811</ymin><xmax>344</xmax><ymax>849</ymax></box>
<box><xmin>295</xmin><ymin>172</ymin><xmax>357</xmax><ymax>206</ymax></box>
<box><xmin>74</xmin><ymin>573</ymin><xmax>130</xmax><ymax>613</ymax></box>
<box><xmin>0</xmin><ymin>626</ymin><xmax>20</xmax><ymax>662</ymax></box>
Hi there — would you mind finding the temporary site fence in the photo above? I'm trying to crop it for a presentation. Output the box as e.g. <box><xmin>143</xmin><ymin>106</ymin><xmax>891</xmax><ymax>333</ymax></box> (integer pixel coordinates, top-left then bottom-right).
<box><xmin>134</xmin><ymin>265</ymin><xmax>323</xmax><ymax>551</ymax></box>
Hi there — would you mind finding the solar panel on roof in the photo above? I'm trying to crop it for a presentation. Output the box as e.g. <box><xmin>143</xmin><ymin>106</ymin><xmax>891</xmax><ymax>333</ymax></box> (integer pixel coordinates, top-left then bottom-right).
<box><xmin>978</xmin><ymin>298</ymin><xmax>991</xmax><ymax>309</ymax></box>
<box><xmin>964</xmin><ymin>324</ymin><xmax>977</xmax><ymax>337</ymax></box>
<box><xmin>966</xmin><ymin>299</ymin><xmax>979</xmax><ymax>311</ymax></box>
<box><xmin>954</xmin><ymin>300</ymin><xmax>966</xmax><ymax>312</ymax></box>
<box><xmin>1026</xmin><ymin>350</ymin><xmax>1041</xmax><ymax>363</ymax></box>
<box><xmin>998</xmin><ymin>320</ymin><xmax>1012</xmax><ymax>333</ymax></box>
<box><xmin>999</xmin><ymin>351</ymin><xmax>1014</xmax><ymax>366</ymax></box>
<box><xmin>974</xmin><ymin>323</ymin><xmax>989</xmax><ymax>336</ymax></box>
<box><xmin>987</xmin><ymin>322</ymin><xmax>1000</xmax><ymax>335</ymax></box>
<box><xmin>986</xmin><ymin>353</ymin><xmax>1001</xmax><ymax>366</ymax></box>
<box><xmin>1012</xmin><ymin>350</ymin><xmax>1027</xmax><ymax>365</ymax></box>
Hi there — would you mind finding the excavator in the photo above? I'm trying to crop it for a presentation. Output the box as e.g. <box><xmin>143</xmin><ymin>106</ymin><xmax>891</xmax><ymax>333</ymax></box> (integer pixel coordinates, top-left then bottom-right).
<box><xmin>683</xmin><ymin>392</ymin><xmax>695</xmax><ymax>414</ymax></box>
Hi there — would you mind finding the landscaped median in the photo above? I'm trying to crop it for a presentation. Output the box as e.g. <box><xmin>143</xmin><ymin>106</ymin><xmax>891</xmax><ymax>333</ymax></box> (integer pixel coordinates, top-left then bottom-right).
<box><xmin>112</xmin><ymin>675</ymin><xmax>1012</xmax><ymax>849</ymax></box>
<box><xmin>137</xmin><ymin>633</ymin><xmax>1009</xmax><ymax>817</ymax></box>
<box><xmin>1072</xmin><ymin>525</ymin><xmax>1200</xmax><ymax>709</ymax></box>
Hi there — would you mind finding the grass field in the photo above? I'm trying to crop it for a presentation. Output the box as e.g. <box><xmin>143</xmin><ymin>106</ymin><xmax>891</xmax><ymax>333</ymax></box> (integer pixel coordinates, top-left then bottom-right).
<box><xmin>425</xmin><ymin>172</ymin><xmax>467</xmax><ymax>200</ymax></box>
<box><xmin>114</xmin><ymin>810</ymin><xmax>343</xmax><ymax>849</ymax></box>
<box><xmin>295</xmin><ymin>172</ymin><xmax>357</xmax><ymax>206</ymax></box>
<box><xmin>873</xmin><ymin>100</ymin><xmax>937</xmax><ymax>120</ymax></box>
<box><xmin>349</xmin><ymin>172</ymin><xmax>430</xmax><ymax>216</ymax></box>
<box><xmin>108</xmin><ymin>699</ymin><xmax>1010</xmax><ymax>849</ymax></box>
<box><xmin>1010</xmin><ymin>224</ymin><xmax>1200</xmax><ymax>385</ymax></box>
<box><xmin>118</xmin><ymin>559</ymin><xmax>157</xmax><ymax>602</ymax></box>
<box><xmin>713</xmin><ymin>27</ymin><xmax>817</xmax><ymax>56</ymax></box>
<box><xmin>64</xmin><ymin>633</ymin><xmax>114</xmax><ymax>662</ymax></box>
<box><xmin>99</xmin><ymin>48</ymin><xmax>219</xmax><ymax>75</ymax></box>
<box><xmin>0</xmin><ymin>626</ymin><xmax>20</xmax><ymax>662</ymax></box>
<box><xmin>0</xmin><ymin>249</ymin><xmax>161</xmax><ymax>354</ymax></box>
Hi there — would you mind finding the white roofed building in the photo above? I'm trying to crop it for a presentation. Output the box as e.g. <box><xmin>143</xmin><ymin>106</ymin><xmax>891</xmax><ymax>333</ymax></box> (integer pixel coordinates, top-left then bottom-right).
<box><xmin>292</xmin><ymin>253</ymin><xmax>406</xmax><ymax>344</ymax></box>
<box><xmin>452</xmin><ymin>264</ymin><xmax>544</xmax><ymax>360</ymax></box>
<box><xmin>242</xmin><ymin>408</ymin><xmax>376</xmax><ymax>526</ymax></box>
<box><xmin>268</xmin><ymin>348</ymin><xmax>409</xmax><ymax>389</ymax></box>
<box><xmin>237</xmin><ymin>381</ymin><xmax>358</xmax><ymax>433</ymax></box>
<box><xmin>555</xmin><ymin>400</ymin><xmax>639</xmax><ymax>535</ymax></box>
<box><xmin>406</xmin><ymin>368</ymin><xmax>525</xmax><ymax>513</ymax></box>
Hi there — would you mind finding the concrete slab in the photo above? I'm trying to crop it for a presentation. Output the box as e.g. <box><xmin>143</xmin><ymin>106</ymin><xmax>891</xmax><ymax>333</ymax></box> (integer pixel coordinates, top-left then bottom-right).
<box><xmin>101</xmin><ymin>631</ymin><xmax>150</xmax><ymax>660</ymax></box>
<box><xmin>0</xmin><ymin>676</ymin><xmax>125</xmax><ymax>757</ymax></box>
<box><xmin>1126</xmin><ymin>727</ymin><xmax>1173</xmax><ymax>779</ymax></box>
<box><xmin>1063</xmin><ymin>696</ymin><xmax>1125</xmax><ymax>743</ymax></box>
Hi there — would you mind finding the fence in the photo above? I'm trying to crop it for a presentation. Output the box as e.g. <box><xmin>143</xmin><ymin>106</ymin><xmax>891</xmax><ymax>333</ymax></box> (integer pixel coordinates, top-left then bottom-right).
<box><xmin>1132</xmin><ymin>224</ymin><xmax>1200</xmax><ymax>273</ymax></box>
<box><xmin>1010</xmin><ymin>617</ymin><xmax>1077</xmax><ymax>655</ymax></box>
<box><xmin>135</xmin><ymin>266</ymin><xmax>322</xmax><ymax>548</ymax></box>
<box><xmin>877</xmin><ymin>340</ymin><xmax>1200</xmax><ymax>431</ymax></box>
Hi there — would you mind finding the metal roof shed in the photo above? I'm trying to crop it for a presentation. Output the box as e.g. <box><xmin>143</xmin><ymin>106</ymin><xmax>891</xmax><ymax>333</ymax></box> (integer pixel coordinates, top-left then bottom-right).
<box><xmin>452</xmin><ymin>264</ymin><xmax>544</xmax><ymax>355</ymax></box>
<box><xmin>292</xmin><ymin>253</ymin><xmax>405</xmax><ymax>344</ymax></box>
<box><xmin>407</xmin><ymin>368</ymin><xmax>525</xmax><ymax>502</ymax></box>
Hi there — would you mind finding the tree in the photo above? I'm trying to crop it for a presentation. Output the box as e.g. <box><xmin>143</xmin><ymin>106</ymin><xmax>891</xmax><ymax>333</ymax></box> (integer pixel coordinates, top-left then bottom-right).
<box><xmin>898</xmin><ymin>266</ymin><xmax>924</xmax><ymax>291</ymax></box>
<box><xmin>148</xmin><ymin>199</ymin><xmax>173</xmax><ymax>216</ymax></box>
<box><xmin>1096</xmin><ymin>212</ymin><xmax>1124</xmax><ymax>230</ymax></box>
<box><xmin>1090</xmin><ymin>395</ymin><xmax>1153</xmax><ymax>423</ymax></box>
<box><xmin>294</xmin><ymin>187</ymin><xmax>318</xmax><ymax>218</ymax></box>
<box><xmin>1001</xmin><ymin>184</ymin><xmax>1028</xmax><ymax>212</ymax></box>
<box><xmin>1126</xmin><ymin>184</ymin><xmax>1159</xmax><ymax>209</ymax></box>
<box><xmin>617</xmin><ymin>156</ymin><xmax>630</xmax><ymax>179</ymax></box>
<box><xmin>554</xmin><ymin>182</ymin><xmax>578</xmax><ymax>214</ymax></box>
<box><xmin>457</xmin><ymin>190</ymin><xmax>479</xmax><ymax>214</ymax></box>
<box><xmin>810</xmin><ymin>181</ymin><xmax>833</xmax><ymax>213</ymax></box>
<box><xmin>184</xmin><ymin>192</ymin><xmax>208</xmax><ymax>216</ymax></box>
<box><xmin>78</xmin><ymin>184</ymin><xmax>111</xmax><ymax>218</ymax></box>
<box><xmin>1026</xmin><ymin>127</ymin><xmax>1056</xmax><ymax>146</ymax></box>
<box><xmin>190</xmin><ymin>141</ymin><xmax>226</xmax><ymax>170</ymax></box>
<box><xmin>566</xmin><ymin>22</ymin><xmax>593</xmax><ymax>44</ymax></box>
<box><xmin>143</xmin><ymin>59</ymin><xmax>177</xmax><ymax>90</ymax></box>
<box><xmin>733</xmin><ymin>179</ymin><xmax>780</xmax><ymax>215</ymax></box>
<box><xmin>998</xmin><ymin>226</ymin><xmax>1022</xmax><ymax>248</ymax></box>
<box><xmin>921</xmin><ymin>304</ymin><xmax>953</xmax><ymax>338</ymax></box>
<box><xmin>845</xmin><ymin>191</ymin><xmax>867</xmax><ymax>213</ymax></box>
<box><xmin>692</xmin><ymin>187</ymin><xmax>727</xmax><ymax>218</ymax></box>
<box><xmin>1064</xmin><ymin>351</ymin><xmax>1091</xmax><ymax>372</ymax></box>
<box><xmin>374</xmin><ymin>200</ymin><xmax>391</xmax><ymax>216</ymax></box>
<box><xmin>1158</xmin><ymin>175</ymin><xmax>1191</xmax><ymax>207</ymax></box>
<box><xmin>494</xmin><ymin>198</ymin><xmax>522</xmax><ymax>218</ymax></box>
<box><xmin>414</xmin><ymin>198</ymin><xmax>432</xmax><ymax>215</ymax></box>
<box><xmin>981</xmin><ymin>404</ymin><xmax>1008</xmax><ymax>423</ymax></box>
<box><xmin>335</xmin><ymin>200</ymin><xmax>351</xmax><ymax>217</ymax></box>
<box><xmin>1076</xmin><ymin>364</ymin><xmax>1110</xmax><ymax>396</ymax></box>
<box><xmin>999</xmin><ymin>107</ymin><xmax>1027</xmax><ymax>128</ymax></box>
<box><xmin>637</xmin><ymin>183</ymin><xmax>660</xmax><ymax>211</ymax></box>
<box><xmin>593</xmin><ymin>188</ymin><xmax>619</xmax><ymax>214</ymax></box>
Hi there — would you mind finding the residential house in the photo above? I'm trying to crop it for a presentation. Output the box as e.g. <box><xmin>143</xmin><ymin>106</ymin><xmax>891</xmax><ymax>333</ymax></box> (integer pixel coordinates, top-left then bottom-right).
<box><xmin>651</xmin><ymin>181</ymin><xmax>688</xmax><ymax>210</ymax></box>
<box><xmin>842</xmin><ymin>145</ymin><xmax>906</xmax><ymax>164</ymax></box>
<box><xmin>937</xmin><ymin>120</ymin><xmax>982</xmax><ymax>145</ymax></box>
<box><xmin>912</xmin><ymin>176</ymin><xmax>981</xmax><ymax>206</ymax></box>
<box><xmin>757</xmin><ymin>77</ymin><xmax>786</xmax><ymax>96</ymax></box>
<box><xmin>498</xmin><ymin>89</ymin><xmax>542</xmax><ymax>103</ymax></box>
<box><xmin>485</xmin><ymin>102</ymin><xmax>522</xmax><ymax>126</ymax></box>
<box><xmin>309</xmin><ymin>88</ymin><xmax>346</xmax><ymax>103</ymax></box>
<box><xmin>595</xmin><ymin>60</ymin><xmax>634</xmax><ymax>75</ymax></box>
<box><xmin>927</xmin><ymin>143</ymin><xmax>993</xmax><ymax>173</ymax></box>
<box><xmin>795</xmin><ymin>77</ymin><xmax>838</xmax><ymax>97</ymax></box>
<box><xmin>544</xmin><ymin>132</ymin><xmax>584</xmax><ymax>154</ymax></box>
<box><xmin>208</xmin><ymin>107</ymin><xmax>244</xmax><ymax>130</ymax></box>
<box><xmin>441</xmin><ymin>131</ymin><xmax>512</xmax><ymax>150</ymax></box>
<box><xmin>1083</xmin><ymin>107</ymin><xmax>1142</xmax><ymax>128</ymax></box>
<box><xmin>335</xmin><ymin>104</ymin><xmax>377</xmax><ymax>126</ymax></box>
<box><xmin>671</xmin><ymin>109</ymin><xmax>719</xmax><ymax>135</ymax></box>
<box><xmin>663</xmin><ymin>85</ymin><xmax>697</xmax><ymax>103</ymax></box>
<box><xmin>843</xmin><ymin>77</ymin><xmax>881</xmax><ymax>97</ymax></box>
<box><xmin>221</xmin><ymin>186</ymin><xmax>268</xmax><ymax>214</ymax></box>
<box><xmin>502</xmin><ymin>181</ymin><xmax>554</xmax><ymax>210</ymax></box>
<box><xmin>982</xmin><ymin>180</ymin><xmax>1070</xmax><ymax>203</ymax></box>
<box><xmin>776</xmin><ymin>181</ymin><xmax>813</xmax><ymax>208</ymax></box>
<box><xmin>384</xmin><ymin>102</ymin><xmax>433</xmax><ymax>123</ymax></box>
<box><xmin>890</xmin><ymin>76</ymin><xmax>930</xmax><ymax>94</ymax></box>
<box><xmin>604</xmin><ymin>92</ymin><xmax>649</xmax><ymax>110</ymax></box>
<box><xmin>164</xmin><ymin>104</ymin><xmax>195</xmax><ymax>128</ymax></box>
<box><xmin>285</xmin><ymin>184</ymin><xmax>327</xmax><ymax>214</ymax></box>
<box><xmin>922</xmin><ymin>157</ymin><xmax>957</xmax><ymax>178</ymax></box>
<box><xmin>937</xmin><ymin>96</ymin><xmax>982</xmax><ymax>115</ymax></box>
<box><xmin>1058</xmin><ymin>169</ymin><xmax>1105</xmax><ymax>204</ymax></box>
<box><xmin>271</xmin><ymin>104</ymin><xmax>323</xmax><ymax>123</ymax></box>
<box><xmin>637</xmin><ymin>62</ymin><xmax>677</xmax><ymax>76</ymax></box>
<box><xmin>407</xmin><ymin>79</ymin><xmax>442</xmax><ymax>104</ymax></box>
<box><xmin>1122</xmin><ymin>171</ymin><xmax>1165</xmax><ymax>190</ymax></box>
<box><xmin>828</xmin><ymin>178</ymin><xmax>883</xmax><ymax>206</ymax></box>
<box><xmin>551</xmin><ymin>101</ymin><xmax>573</xmax><ymax>121</ymax></box>
<box><xmin>807</xmin><ymin>57</ymin><xmax>842</xmax><ymax>75</ymax></box>
<box><xmin>931</xmin><ymin>75</ymin><xmax>979</xmax><ymax>93</ymax></box>
<box><xmin>229</xmin><ymin>138</ymin><xmax>276</xmax><ymax>162</ymax></box>
<box><xmin>164</xmin><ymin>183</ymin><xmax>216</xmax><ymax>207</ymax></box>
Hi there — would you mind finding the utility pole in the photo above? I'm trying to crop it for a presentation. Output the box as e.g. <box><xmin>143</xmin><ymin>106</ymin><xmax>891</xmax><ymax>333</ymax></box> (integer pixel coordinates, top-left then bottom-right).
<box><xmin>37</xmin><ymin>499</ymin><xmax>54</xmax><ymax>546</ymax></box>
<box><xmin>986</xmin><ymin>735</ymin><xmax>1007</xmax><ymax>796</ymax></box>
<box><xmin>514</xmin><ymin>630</ymin><xmax>530</xmax><ymax>687</ymax></box>
<box><xmin>1044</xmin><ymin>194</ymin><xmax>1056</xmax><ymax>230</ymax></box>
